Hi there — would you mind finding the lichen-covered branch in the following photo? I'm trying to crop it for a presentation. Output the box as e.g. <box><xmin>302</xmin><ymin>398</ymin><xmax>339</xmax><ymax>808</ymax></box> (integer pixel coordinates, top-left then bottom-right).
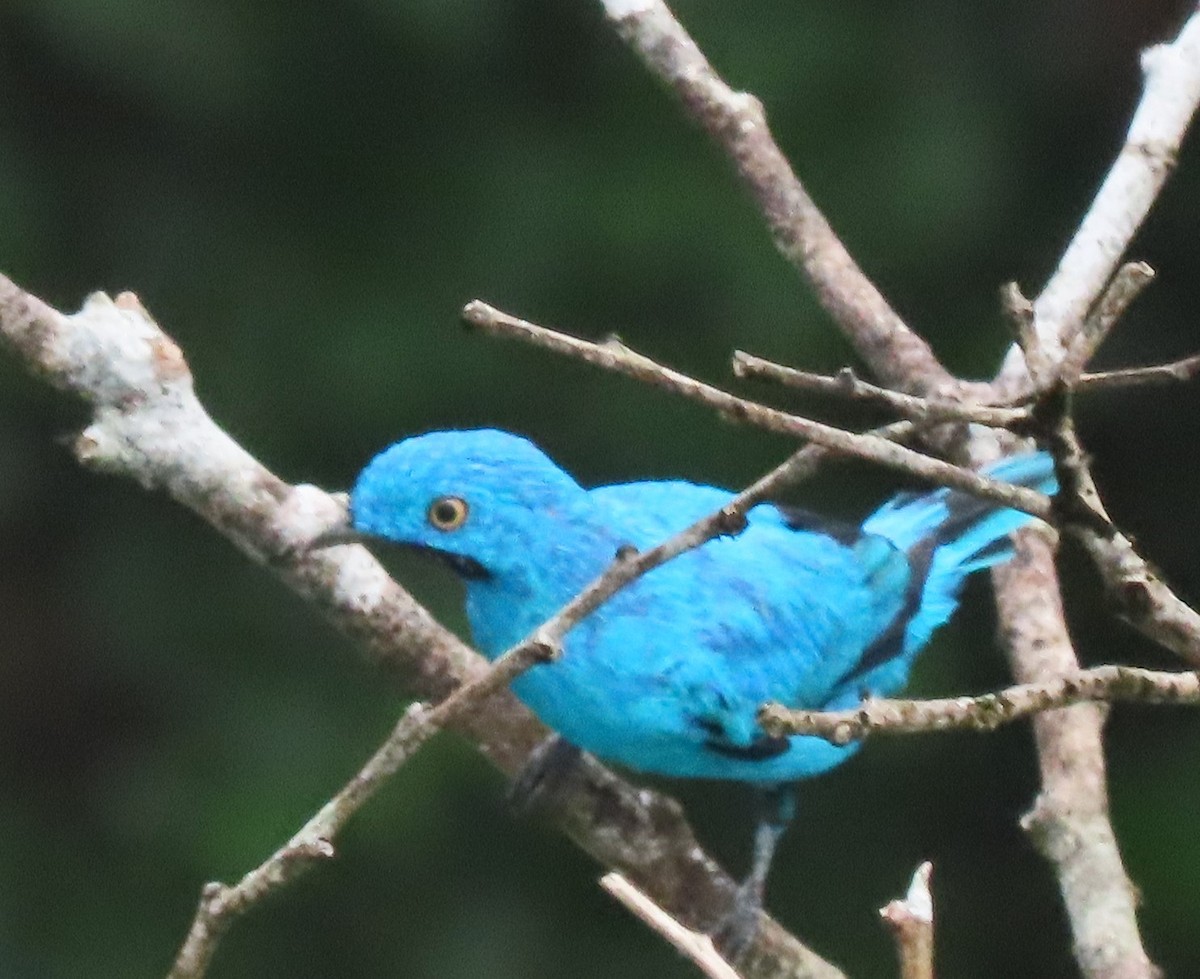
<box><xmin>0</xmin><ymin>274</ymin><xmax>846</xmax><ymax>979</ymax></box>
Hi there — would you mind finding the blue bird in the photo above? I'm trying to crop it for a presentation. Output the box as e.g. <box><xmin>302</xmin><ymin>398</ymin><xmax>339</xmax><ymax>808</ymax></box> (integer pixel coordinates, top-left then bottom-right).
<box><xmin>335</xmin><ymin>428</ymin><xmax>1055</xmax><ymax>949</ymax></box>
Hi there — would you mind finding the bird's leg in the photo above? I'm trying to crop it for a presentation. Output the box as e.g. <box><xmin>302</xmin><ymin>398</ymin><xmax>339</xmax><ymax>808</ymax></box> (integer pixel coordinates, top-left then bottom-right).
<box><xmin>506</xmin><ymin>734</ymin><xmax>583</xmax><ymax>815</ymax></box>
<box><xmin>712</xmin><ymin>783</ymin><xmax>797</xmax><ymax>959</ymax></box>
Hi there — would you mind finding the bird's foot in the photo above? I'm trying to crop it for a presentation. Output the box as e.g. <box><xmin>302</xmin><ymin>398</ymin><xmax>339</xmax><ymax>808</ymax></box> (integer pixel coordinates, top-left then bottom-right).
<box><xmin>507</xmin><ymin>735</ymin><xmax>582</xmax><ymax>816</ymax></box>
<box><xmin>711</xmin><ymin>786</ymin><xmax>793</xmax><ymax>961</ymax></box>
<box><xmin>710</xmin><ymin>878</ymin><xmax>764</xmax><ymax>962</ymax></box>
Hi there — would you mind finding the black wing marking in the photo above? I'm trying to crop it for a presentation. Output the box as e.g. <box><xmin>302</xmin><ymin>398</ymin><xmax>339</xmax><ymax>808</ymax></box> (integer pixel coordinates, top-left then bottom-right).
<box><xmin>880</xmin><ymin>481</ymin><xmax>1006</xmax><ymax>548</ymax></box>
<box><xmin>694</xmin><ymin>717</ymin><xmax>790</xmax><ymax>761</ymax></box>
<box><xmin>705</xmin><ymin>733</ymin><xmax>791</xmax><ymax>761</ymax></box>
<box><xmin>933</xmin><ymin>486</ymin><xmax>998</xmax><ymax>547</ymax></box>
<box><xmin>833</xmin><ymin>537</ymin><xmax>936</xmax><ymax>690</ymax></box>
<box><xmin>832</xmin><ymin>478</ymin><xmax>1018</xmax><ymax>690</ymax></box>
<box><xmin>773</xmin><ymin>504</ymin><xmax>863</xmax><ymax>546</ymax></box>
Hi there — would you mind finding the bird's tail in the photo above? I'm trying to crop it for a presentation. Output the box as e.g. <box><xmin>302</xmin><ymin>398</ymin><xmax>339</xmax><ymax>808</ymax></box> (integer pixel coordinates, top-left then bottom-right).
<box><xmin>862</xmin><ymin>452</ymin><xmax>1056</xmax><ymax>655</ymax></box>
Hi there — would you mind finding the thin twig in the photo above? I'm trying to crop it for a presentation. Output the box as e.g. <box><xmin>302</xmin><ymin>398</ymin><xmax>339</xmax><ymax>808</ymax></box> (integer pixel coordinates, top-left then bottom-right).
<box><xmin>731</xmin><ymin>352</ymin><xmax>1031</xmax><ymax>430</ymax></box>
<box><xmin>169</xmin><ymin>627</ymin><xmax>566</xmax><ymax>977</ymax></box>
<box><xmin>597</xmin><ymin>0</ymin><xmax>956</xmax><ymax>394</ymax></box>
<box><xmin>1036</xmin><ymin>369</ymin><xmax>1200</xmax><ymax>667</ymax></box>
<box><xmin>1058</xmin><ymin>262</ymin><xmax>1157</xmax><ymax>383</ymax></box>
<box><xmin>463</xmin><ymin>301</ymin><xmax>1052</xmax><ymax>521</ymax></box>
<box><xmin>880</xmin><ymin>863</ymin><xmax>934</xmax><ymax>979</ymax></box>
<box><xmin>527</xmin><ymin>430</ymin><xmax>899</xmax><ymax>653</ymax></box>
<box><xmin>734</xmin><ymin>346</ymin><xmax>1200</xmax><ymax>421</ymax></box>
<box><xmin>1078</xmin><ymin>352</ymin><xmax>1200</xmax><ymax>391</ymax></box>
<box><xmin>759</xmin><ymin>665</ymin><xmax>1200</xmax><ymax>744</ymax></box>
<box><xmin>601</xmin><ymin>874</ymin><xmax>742</xmax><ymax>979</ymax></box>
<box><xmin>1000</xmin><ymin>281</ymin><xmax>1054</xmax><ymax>389</ymax></box>
<box><xmin>480</xmin><ymin>300</ymin><xmax>1199</xmax><ymax>671</ymax></box>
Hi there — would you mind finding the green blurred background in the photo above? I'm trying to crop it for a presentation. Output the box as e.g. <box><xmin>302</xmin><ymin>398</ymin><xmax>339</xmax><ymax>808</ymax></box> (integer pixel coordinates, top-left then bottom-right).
<box><xmin>1</xmin><ymin>1</ymin><xmax>1199</xmax><ymax>976</ymax></box>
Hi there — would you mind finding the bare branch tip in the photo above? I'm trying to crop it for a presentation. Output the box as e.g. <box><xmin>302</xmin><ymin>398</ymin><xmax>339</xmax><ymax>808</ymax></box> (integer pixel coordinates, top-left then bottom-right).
<box><xmin>113</xmin><ymin>290</ymin><xmax>153</xmax><ymax>318</ymax></box>
<box><xmin>999</xmin><ymin>281</ymin><xmax>1032</xmax><ymax>315</ymax></box>
<box><xmin>1124</xmin><ymin>259</ymin><xmax>1155</xmax><ymax>281</ymax></box>
<box><xmin>907</xmin><ymin>862</ymin><xmax>934</xmax><ymax>921</ymax></box>
<box><xmin>600</xmin><ymin>0</ymin><xmax>657</xmax><ymax>21</ymax></box>
<box><xmin>715</xmin><ymin>504</ymin><xmax>748</xmax><ymax>536</ymax></box>
<box><xmin>200</xmin><ymin>881</ymin><xmax>226</xmax><ymax>903</ymax></box>
<box><xmin>526</xmin><ymin>636</ymin><xmax>562</xmax><ymax>665</ymax></box>
<box><xmin>460</xmin><ymin>299</ymin><xmax>494</xmax><ymax>329</ymax></box>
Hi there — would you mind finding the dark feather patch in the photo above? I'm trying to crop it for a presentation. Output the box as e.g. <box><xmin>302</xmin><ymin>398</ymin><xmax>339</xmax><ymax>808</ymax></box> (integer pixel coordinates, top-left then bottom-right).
<box><xmin>694</xmin><ymin>717</ymin><xmax>790</xmax><ymax>761</ymax></box>
<box><xmin>405</xmin><ymin>543</ymin><xmax>493</xmax><ymax>581</ymax></box>
<box><xmin>834</xmin><ymin>537</ymin><xmax>936</xmax><ymax>689</ymax></box>
<box><xmin>968</xmin><ymin>535</ymin><xmax>1012</xmax><ymax>565</ymax></box>
<box><xmin>704</xmin><ymin>733</ymin><xmax>791</xmax><ymax>761</ymax></box>
<box><xmin>933</xmin><ymin>489</ymin><xmax>995</xmax><ymax>547</ymax></box>
<box><xmin>773</xmin><ymin>504</ymin><xmax>863</xmax><ymax>546</ymax></box>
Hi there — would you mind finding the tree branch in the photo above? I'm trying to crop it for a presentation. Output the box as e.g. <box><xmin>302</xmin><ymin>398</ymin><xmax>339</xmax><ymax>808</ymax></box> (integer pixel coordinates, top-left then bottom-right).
<box><xmin>759</xmin><ymin>665</ymin><xmax>1200</xmax><ymax>743</ymax></box>
<box><xmin>7</xmin><ymin>4</ymin><xmax>1198</xmax><ymax>976</ymax></box>
<box><xmin>601</xmin><ymin>874</ymin><xmax>742</xmax><ymax>979</ymax></box>
<box><xmin>596</xmin><ymin>0</ymin><xmax>956</xmax><ymax>394</ymax></box>
<box><xmin>0</xmin><ymin>274</ymin><xmax>846</xmax><ymax>979</ymax></box>
<box><xmin>879</xmin><ymin>863</ymin><xmax>935</xmax><ymax>979</ymax></box>
<box><xmin>462</xmin><ymin>301</ymin><xmax>1052</xmax><ymax>521</ymax></box>
<box><xmin>169</xmin><ymin>585</ymin><xmax>584</xmax><ymax>977</ymax></box>
<box><xmin>731</xmin><ymin>352</ymin><xmax>1031</xmax><ymax>430</ymax></box>
<box><xmin>997</xmin><ymin>6</ymin><xmax>1200</xmax><ymax>383</ymax></box>
<box><xmin>1077</xmin><ymin>352</ymin><xmax>1200</xmax><ymax>391</ymax></box>
<box><xmin>992</xmin><ymin>532</ymin><xmax>1156</xmax><ymax>979</ymax></box>
<box><xmin>1058</xmin><ymin>262</ymin><xmax>1157</xmax><ymax>384</ymax></box>
<box><xmin>958</xmin><ymin>15</ymin><xmax>1200</xmax><ymax>977</ymax></box>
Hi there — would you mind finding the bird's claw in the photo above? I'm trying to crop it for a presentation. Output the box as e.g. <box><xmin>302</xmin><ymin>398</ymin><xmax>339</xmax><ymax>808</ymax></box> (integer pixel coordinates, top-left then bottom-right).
<box><xmin>710</xmin><ymin>879</ymin><xmax>764</xmax><ymax>962</ymax></box>
<box><xmin>507</xmin><ymin>735</ymin><xmax>582</xmax><ymax>816</ymax></box>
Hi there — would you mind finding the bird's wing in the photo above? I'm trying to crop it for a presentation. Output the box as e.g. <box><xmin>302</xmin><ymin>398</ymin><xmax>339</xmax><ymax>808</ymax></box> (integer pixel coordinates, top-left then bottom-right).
<box><xmin>589</xmin><ymin>481</ymin><xmax>918</xmax><ymax>754</ymax></box>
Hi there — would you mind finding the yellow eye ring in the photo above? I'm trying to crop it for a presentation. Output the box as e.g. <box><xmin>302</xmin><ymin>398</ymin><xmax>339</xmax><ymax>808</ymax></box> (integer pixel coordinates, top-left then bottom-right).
<box><xmin>427</xmin><ymin>495</ymin><xmax>469</xmax><ymax>531</ymax></box>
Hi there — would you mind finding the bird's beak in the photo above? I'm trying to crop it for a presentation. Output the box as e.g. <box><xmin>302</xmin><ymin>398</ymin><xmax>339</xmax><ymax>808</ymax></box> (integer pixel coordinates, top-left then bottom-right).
<box><xmin>307</xmin><ymin>523</ymin><xmax>372</xmax><ymax>551</ymax></box>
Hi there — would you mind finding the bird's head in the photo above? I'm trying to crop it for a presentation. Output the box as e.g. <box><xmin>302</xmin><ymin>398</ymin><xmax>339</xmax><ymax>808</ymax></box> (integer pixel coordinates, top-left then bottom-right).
<box><xmin>343</xmin><ymin>428</ymin><xmax>589</xmax><ymax>582</ymax></box>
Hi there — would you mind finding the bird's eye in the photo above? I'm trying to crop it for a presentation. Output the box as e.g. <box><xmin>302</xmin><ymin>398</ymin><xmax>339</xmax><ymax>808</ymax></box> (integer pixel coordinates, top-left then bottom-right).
<box><xmin>427</xmin><ymin>495</ymin><xmax>469</xmax><ymax>531</ymax></box>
